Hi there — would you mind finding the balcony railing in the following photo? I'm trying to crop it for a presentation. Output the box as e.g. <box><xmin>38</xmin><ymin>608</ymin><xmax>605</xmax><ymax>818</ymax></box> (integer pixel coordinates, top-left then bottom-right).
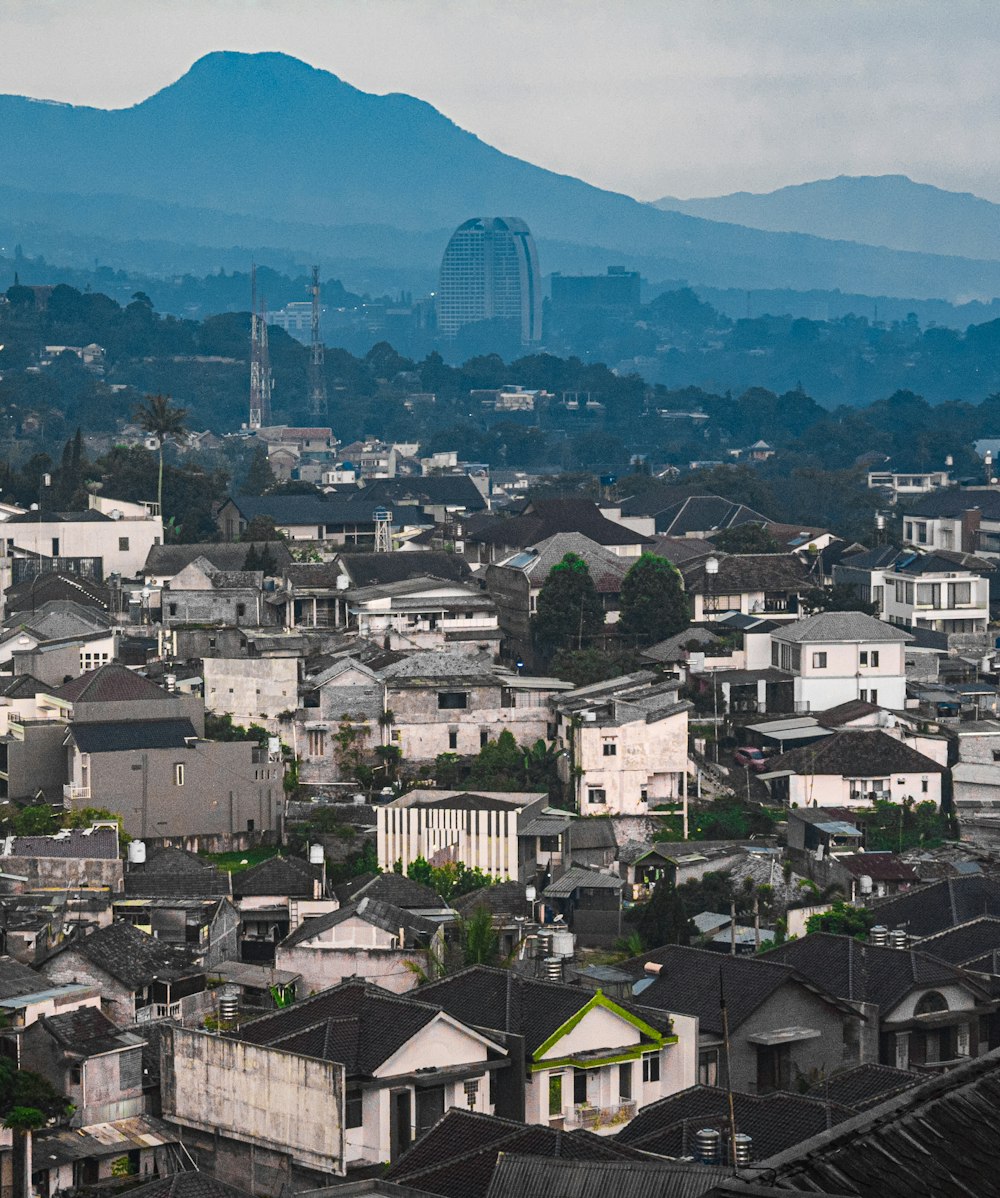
<box><xmin>63</xmin><ymin>783</ymin><xmax>91</xmax><ymax>802</ymax></box>
<box><xmin>136</xmin><ymin>1001</ymin><xmax>181</xmax><ymax>1023</ymax></box>
<box><xmin>569</xmin><ymin>1101</ymin><xmax>637</xmax><ymax>1130</ymax></box>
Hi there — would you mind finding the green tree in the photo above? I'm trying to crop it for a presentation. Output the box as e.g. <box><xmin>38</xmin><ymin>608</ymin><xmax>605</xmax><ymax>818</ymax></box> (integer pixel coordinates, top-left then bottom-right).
<box><xmin>805</xmin><ymin>901</ymin><xmax>873</xmax><ymax>938</ymax></box>
<box><xmin>633</xmin><ymin>878</ymin><xmax>692</xmax><ymax>950</ymax></box>
<box><xmin>618</xmin><ymin>553</ymin><xmax>690</xmax><ymax>647</ymax></box>
<box><xmin>802</xmin><ymin>584</ymin><xmax>878</xmax><ymax>616</ymax></box>
<box><xmin>711</xmin><ymin>524</ymin><xmax>782</xmax><ymax>554</ymax></box>
<box><xmin>531</xmin><ymin>552</ymin><xmax>605</xmax><ymax>661</ymax></box>
<box><xmin>133</xmin><ymin>392</ymin><xmax>188</xmax><ymax>516</ymax></box>
<box><xmin>12</xmin><ymin>806</ymin><xmax>57</xmax><ymax>836</ymax></box>
<box><xmin>550</xmin><ymin>647</ymin><xmax>639</xmax><ymax>687</ymax></box>
<box><xmin>243</xmin><ymin>445</ymin><xmax>276</xmax><ymax>496</ymax></box>
<box><xmin>460</xmin><ymin>905</ymin><xmax>500</xmax><ymax>966</ymax></box>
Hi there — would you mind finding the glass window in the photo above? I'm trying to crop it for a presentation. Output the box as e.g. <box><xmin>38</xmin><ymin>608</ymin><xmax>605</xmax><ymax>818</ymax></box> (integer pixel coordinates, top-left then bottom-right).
<box><xmin>548</xmin><ymin>1073</ymin><xmax>563</xmax><ymax>1117</ymax></box>
<box><xmin>587</xmin><ymin>788</ymin><xmax>606</xmax><ymax>805</ymax></box>
<box><xmin>346</xmin><ymin>1089</ymin><xmax>363</xmax><ymax>1128</ymax></box>
<box><xmin>698</xmin><ymin>1050</ymin><xmax>718</xmax><ymax>1086</ymax></box>
<box><xmin>859</xmin><ymin>651</ymin><xmax>868</xmax><ymax>665</ymax></box>
<box><xmin>448</xmin><ymin>730</ymin><xmax>458</xmax><ymax>750</ymax></box>
<box><xmin>603</xmin><ymin>742</ymin><xmax>617</xmax><ymax>756</ymax></box>
<box><xmin>574</xmin><ymin>1070</ymin><xmax>588</xmax><ymax>1105</ymax></box>
<box><xmin>871</xmin><ymin>650</ymin><xmax>879</xmax><ymax>667</ymax></box>
<box><xmin>812</xmin><ymin>652</ymin><xmax>827</xmax><ymax>668</ymax></box>
<box><xmin>619</xmin><ymin>1062</ymin><xmax>632</xmax><ymax>1101</ymax></box>
<box><xmin>642</xmin><ymin>1052</ymin><xmax>660</xmax><ymax>1083</ymax></box>
<box><xmin>438</xmin><ymin>692</ymin><xmax>468</xmax><ymax>710</ymax></box>
<box><xmin>174</xmin><ymin>763</ymin><xmax>185</xmax><ymax>786</ymax></box>
<box><xmin>118</xmin><ymin>537</ymin><xmax>130</xmax><ymax>552</ymax></box>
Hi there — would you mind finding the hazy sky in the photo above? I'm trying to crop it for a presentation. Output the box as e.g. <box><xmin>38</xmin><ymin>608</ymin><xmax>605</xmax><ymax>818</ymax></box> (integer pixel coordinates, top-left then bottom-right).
<box><xmin>1</xmin><ymin>0</ymin><xmax>998</xmax><ymax>201</ymax></box>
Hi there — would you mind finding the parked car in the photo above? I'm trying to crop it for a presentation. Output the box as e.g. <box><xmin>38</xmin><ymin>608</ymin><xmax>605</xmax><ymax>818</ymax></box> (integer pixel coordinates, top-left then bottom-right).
<box><xmin>733</xmin><ymin>746</ymin><xmax>769</xmax><ymax>772</ymax></box>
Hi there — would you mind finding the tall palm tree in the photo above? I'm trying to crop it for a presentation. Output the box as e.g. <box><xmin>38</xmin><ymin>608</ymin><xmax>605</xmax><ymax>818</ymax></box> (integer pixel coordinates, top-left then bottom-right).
<box><xmin>134</xmin><ymin>393</ymin><xmax>187</xmax><ymax>515</ymax></box>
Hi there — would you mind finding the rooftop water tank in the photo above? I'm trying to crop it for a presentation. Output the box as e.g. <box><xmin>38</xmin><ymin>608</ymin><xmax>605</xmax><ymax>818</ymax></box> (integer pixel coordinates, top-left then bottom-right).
<box><xmin>695</xmin><ymin>1128</ymin><xmax>721</xmax><ymax>1165</ymax></box>
<box><xmin>127</xmin><ymin>840</ymin><xmax>147</xmax><ymax>865</ymax></box>
<box><xmin>309</xmin><ymin>844</ymin><xmax>325</xmax><ymax>866</ymax></box>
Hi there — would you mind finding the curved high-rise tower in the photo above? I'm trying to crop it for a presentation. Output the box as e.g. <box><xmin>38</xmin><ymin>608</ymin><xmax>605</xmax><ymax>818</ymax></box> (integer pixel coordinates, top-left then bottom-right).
<box><xmin>437</xmin><ymin>217</ymin><xmax>542</xmax><ymax>344</ymax></box>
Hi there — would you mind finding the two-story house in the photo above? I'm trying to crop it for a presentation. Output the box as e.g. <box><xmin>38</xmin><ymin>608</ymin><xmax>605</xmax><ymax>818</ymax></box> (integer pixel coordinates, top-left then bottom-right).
<box><xmin>769</xmin><ymin>612</ymin><xmax>911</xmax><ymax>712</ymax></box>
<box><xmin>679</xmin><ymin>554</ymin><xmax>813</xmax><ymax>623</ymax></box>
<box><xmin>551</xmin><ymin>673</ymin><xmax>691</xmax><ymax>816</ymax></box>
<box><xmin>901</xmin><ymin>487</ymin><xmax>1000</xmax><ymax>558</ymax></box>
<box><xmin>419</xmin><ymin>965</ymin><xmax>694</xmax><ymax>1131</ymax></box>
<box><xmin>880</xmin><ymin>550</ymin><xmax>992</xmax><ymax>634</ymax></box>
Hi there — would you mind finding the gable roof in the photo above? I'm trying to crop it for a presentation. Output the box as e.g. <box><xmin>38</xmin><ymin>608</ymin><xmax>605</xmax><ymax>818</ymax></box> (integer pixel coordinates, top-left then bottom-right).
<box><xmin>0</xmin><ymin>956</ymin><xmax>52</xmax><ymax>999</ymax></box>
<box><xmin>866</xmin><ymin>874</ymin><xmax>1000</xmax><ymax>938</ymax></box>
<box><xmin>469</xmin><ymin>499</ymin><xmax>649</xmax><ymax>550</ymax></box>
<box><xmin>386</xmin><ymin>1107</ymin><xmax>648</xmax><ymax>1198</ymax></box>
<box><xmin>4</xmin><ymin>572</ymin><xmax>111</xmax><ymax>615</ymax></box>
<box><xmin>418</xmin><ymin>965</ymin><xmax>668</xmax><ymax>1057</ymax></box>
<box><xmin>337</xmin><ymin>551</ymin><xmax>471</xmax><ymax>588</ymax></box>
<box><xmin>115</xmin><ymin>1173</ymin><xmax>254</xmax><ymax>1198</ymax></box>
<box><xmin>41</xmin><ymin>1005</ymin><xmax>132</xmax><ymax>1056</ymax></box>
<box><xmin>360</xmin><ymin>475</ymin><xmax>489</xmax><ymax>513</ymax></box>
<box><xmin>813</xmin><ymin>699</ymin><xmax>883</xmax><ymax>727</ymax></box>
<box><xmin>232</xmin><ymin>978</ymin><xmax>482</xmax><ymax>1077</ymax></box>
<box><xmin>769</xmin><ymin>729</ymin><xmax>943</xmax><ymax>777</ymax></box>
<box><xmin>618</xmin><ymin>944</ymin><xmax>803</xmax><ymax>1036</ymax></box>
<box><xmin>52</xmin><ymin>663</ymin><xmax>171</xmax><ymax>703</ymax></box>
<box><xmin>143</xmin><ymin>542</ymin><xmax>292</xmax><ymax>577</ymax></box>
<box><xmin>333</xmin><ymin>871</ymin><xmax>449</xmax><ymax>911</ymax></box>
<box><xmin>680</xmin><ymin>553</ymin><xmax>810</xmax><ymax>595</ymax></box>
<box><xmin>543</xmin><ymin>866</ymin><xmax>624</xmax><ymax>897</ymax></box>
<box><xmin>69</xmin><ymin>718</ymin><xmax>197</xmax><ymax>754</ymax></box>
<box><xmin>773</xmin><ymin>611</ymin><xmax>911</xmax><ymax>643</ymax></box>
<box><xmin>231</xmin><ymin>854</ymin><xmax>319</xmax><ymax>899</ymax></box>
<box><xmin>617</xmin><ymin>1084</ymin><xmax>856</xmax><ymax>1160</ymax></box>
<box><xmin>762</xmin><ymin>933</ymin><xmax>985</xmax><ymax>1011</ymax></box>
<box><xmin>912</xmin><ymin>916</ymin><xmax>1000</xmax><ymax>967</ymax></box>
<box><xmin>805</xmin><ymin>1062</ymin><xmax>922</xmax><ymax>1111</ymax></box>
<box><xmin>836</xmin><ymin>853</ymin><xmax>920</xmax><ymax>883</ymax></box>
<box><xmin>278</xmin><ymin>897</ymin><xmax>440</xmax><ymax>949</ymax></box>
<box><xmin>65</xmin><ymin>922</ymin><xmax>199</xmax><ymax>987</ymax></box>
<box><xmin>762</xmin><ymin>1046</ymin><xmax>1000</xmax><ymax>1196</ymax></box>
<box><xmin>7</xmin><ymin>823</ymin><xmax>119</xmax><ymax>860</ymax></box>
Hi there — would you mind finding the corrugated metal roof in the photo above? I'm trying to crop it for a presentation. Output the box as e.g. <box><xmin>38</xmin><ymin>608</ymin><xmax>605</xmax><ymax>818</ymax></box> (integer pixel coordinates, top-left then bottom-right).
<box><xmin>486</xmin><ymin>1154</ymin><xmax>731</xmax><ymax>1198</ymax></box>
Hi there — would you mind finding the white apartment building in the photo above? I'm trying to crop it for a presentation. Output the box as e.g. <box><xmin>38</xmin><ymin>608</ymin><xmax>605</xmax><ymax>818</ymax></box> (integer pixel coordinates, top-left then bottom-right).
<box><xmin>770</xmin><ymin>612</ymin><xmax>910</xmax><ymax>712</ymax></box>
<box><xmin>553</xmin><ymin>673</ymin><xmax>691</xmax><ymax>816</ymax></box>
<box><xmin>901</xmin><ymin>488</ymin><xmax>1000</xmax><ymax>557</ymax></box>
<box><xmin>881</xmin><ymin>553</ymin><xmax>991</xmax><ymax>634</ymax></box>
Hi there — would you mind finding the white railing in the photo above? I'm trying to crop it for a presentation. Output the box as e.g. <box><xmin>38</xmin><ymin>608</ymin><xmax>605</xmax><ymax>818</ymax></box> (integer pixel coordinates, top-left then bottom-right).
<box><xmin>63</xmin><ymin>784</ymin><xmax>91</xmax><ymax>802</ymax></box>
<box><xmin>569</xmin><ymin>1100</ymin><xmax>637</xmax><ymax>1130</ymax></box>
<box><xmin>136</xmin><ymin>1001</ymin><xmax>181</xmax><ymax>1023</ymax></box>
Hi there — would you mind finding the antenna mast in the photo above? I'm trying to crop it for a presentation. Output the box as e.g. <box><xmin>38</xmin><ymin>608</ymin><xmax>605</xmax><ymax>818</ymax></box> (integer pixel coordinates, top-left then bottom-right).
<box><xmin>308</xmin><ymin>265</ymin><xmax>327</xmax><ymax>417</ymax></box>
<box><xmin>249</xmin><ymin>264</ymin><xmax>273</xmax><ymax>429</ymax></box>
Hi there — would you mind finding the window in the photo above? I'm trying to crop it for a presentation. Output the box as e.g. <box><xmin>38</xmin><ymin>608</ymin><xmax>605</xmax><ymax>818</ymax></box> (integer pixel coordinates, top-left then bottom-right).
<box><xmin>642</xmin><ymin>1052</ymin><xmax>660</xmax><ymax>1083</ymax></box>
<box><xmin>51</xmin><ymin>538</ymin><xmax>60</xmax><ymax>556</ymax></box>
<box><xmin>174</xmin><ymin>763</ymin><xmax>185</xmax><ymax>786</ymax></box>
<box><xmin>698</xmin><ymin>1050</ymin><xmax>718</xmax><ymax>1087</ymax></box>
<box><xmin>917</xmin><ymin>582</ymin><xmax>941</xmax><ymax>608</ymax></box>
<box><xmin>812</xmin><ymin>652</ymin><xmax>827</xmax><ymax>668</ymax></box>
<box><xmin>307</xmin><ymin>730</ymin><xmax>326</xmax><ymax>757</ymax></box>
<box><xmin>438</xmin><ymin>692</ymin><xmax>468</xmax><ymax>710</ymax></box>
<box><xmin>236</xmin><ymin>603</ymin><xmax>246</xmax><ymax>618</ymax></box>
<box><xmin>870</xmin><ymin>689</ymin><xmax>878</xmax><ymax>705</ymax></box>
<box><xmin>480</xmin><ymin>729</ymin><xmax>489</xmax><ymax>748</ymax></box>
<box><xmin>573</xmin><ymin>1070</ymin><xmax>588</xmax><ymax>1105</ymax></box>
<box><xmin>871</xmin><ymin>650</ymin><xmax>879</xmax><ymax>667</ymax></box>
<box><xmin>70</xmin><ymin>1064</ymin><xmax>82</xmax><ymax>1085</ymax></box>
<box><xmin>859</xmin><ymin>651</ymin><xmax>868</xmax><ymax>665</ymax></box>
<box><xmin>342</xmin><ymin>1088</ymin><xmax>363</xmax><ymax>1128</ymax></box>
<box><xmin>603</xmin><ymin>741</ymin><xmax>617</xmax><ymax>756</ymax></box>
<box><xmin>949</xmin><ymin>581</ymin><xmax>972</xmax><ymax>607</ymax></box>
<box><xmin>118</xmin><ymin>536</ymin><xmax>130</xmax><ymax>552</ymax></box>
<box><xmin>448</xmin><ymin>730</ymin><xmax>458</xmax><ymax>750</ymax></box>
<box><xmin>540</xmin><ymin>835</ymin><xmax>560</xmax><ymax>852</ymax></box>
<box><xmin>119</xmin><ymin>1050</ymin><xmax>141</xmax><ymax>1091</ymax></box>
<box><xmin>587</xmin><ymin>788</ymin><xmax>606</xmax><ymax>805</ymax></box>
<box><xmin>168</xmin><ymin>603</ymin><xmax>177</xmax><ymax>616</ymax></box>
<box><xmin>619</xmin><ymin>1062</ymin><xmax>632</xmax><ymax>1101</ymax></box>
<box><xmin>548</xmin><ymin>1073</ymin><xmax>563</xmax><ymax>1117</ymax></box>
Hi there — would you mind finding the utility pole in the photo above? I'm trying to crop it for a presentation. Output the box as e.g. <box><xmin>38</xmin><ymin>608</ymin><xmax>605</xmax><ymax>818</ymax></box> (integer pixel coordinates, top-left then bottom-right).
<box><xmin>307</xmin><ymin>265</ymin><xmax>327</xmax><ymax>417</ymax></box>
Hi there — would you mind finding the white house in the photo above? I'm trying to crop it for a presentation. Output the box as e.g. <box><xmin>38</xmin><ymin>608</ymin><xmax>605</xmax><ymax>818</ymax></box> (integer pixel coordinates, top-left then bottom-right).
<box><xmin>770</xmin><ymin>612</ymin><xmax>911</xmax><ymax>712</ymax></box>
<box><xmin>378</xmin><ymin>790</ymin><xmax>548</xmax><ymax>877</ymax></box>
<box><xmin>679</xmin><ymin>554</ymin><xmax>813</xmax><ymax>623</ymax></box>
<box><xmin>347</xmin><ymin>576</ymin><xmax>500</xmax><ymax>653</ymax></box>
<box><xmin>868</xmin><ymin>465</ymin><xmax>953</xmax><ymax>504</ymax></box>
<box><xmin>763</xmin><ymin>729</ymin><xmax>945</xmax><ymax>809</ymax></box>
<box><xmin>204</xmin><ymin>654</ymin><xmax>299</xmax><ymax>730</ymax></box>
<box><xmin>880</xmin><ymin>551</ymin><xmax>992</xmax><ymax>634</ymax></box>
<box><xmin>553</xmin><ymin>673</ymin><xmax>691</xmax><ymax>817</ymax></box>
<box><xmin>901</xmin><ymin>487</ymin><xmax>1000</xmax><ymax>557</ymax></box>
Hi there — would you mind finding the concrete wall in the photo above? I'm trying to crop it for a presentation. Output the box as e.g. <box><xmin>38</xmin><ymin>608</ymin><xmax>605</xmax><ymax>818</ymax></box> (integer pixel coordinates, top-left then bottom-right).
<box><xmin>276</xmin><ymin>942</ymin><xmax>428</xmax><ymax>996</ymax></box>
<box><xmin>566</xmin><ymin>709</ymin><xmax>688</xmax><ymax>815</ymax></box>
<box><xmin>0</xmin><ymin>855</ymin><xmax>123</xmax><ymax>890</ymax></box>
<box><xmin>388</xmin><ymin>682</ymin><xmax>553</xmax><ymax>762</ymax></box>
<box><xmin>69</xmin><ymin>742</ymin><xmax>281</xmax><ymax>839</ymax></box>
<box><xmin>204</xmin><ymin>657</ymin><xmax>299</xmax><ymax>729</ymax></box>
<box><xmin>40</xmin><ymin>950</ymin><xmax>135</xmax><ymax>1026</ymax></box>
<box><xmin>378</xmin><ymin>803</ymin><xmax>522</xmax><ymax>876</ymax></box>
<box><xmin>7</xmin><ymin>514</ymin><xmax>161</xmax><ymax>578</ymax></box>
<box><xmin>161</xmin><ymin>1025</ymin><xmax>345</xmax><ymax>1176</ymax></box>
<box><xmin>5</xmin><ymin>720</ymin><xmax>69</xmax><ymax>801</ymax></box>
<box><xmin>788</xmin><ymin>770</ymin><xmax>942</xmax><ymax>810</ymax></box>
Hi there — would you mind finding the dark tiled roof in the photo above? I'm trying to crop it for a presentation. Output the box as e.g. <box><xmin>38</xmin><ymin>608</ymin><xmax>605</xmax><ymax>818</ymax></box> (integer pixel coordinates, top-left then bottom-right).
<box><xmin>680</xmin><ymin>553</ymin><xmax>810</xmax><ymax>595</ymax></box>
<box><xmin>0</xmin><ymin>956</ymin><xmax>50</xmax><ymax>999</ymax></box>
<box><xmin>771</xmin><ymin>611</ymin><xmax>910</xmax><ymax>643</ymax></box>
<box><xmin>618</xmin><ymin>945</ymin><xmax>799</xmax><ymax>1036</ymax></box>
<box><xmin>9</xmin><ymin>824</ymin><xmax>119</xmax><ymax>860</ymax></box>
<box><xmin>68</xmin><ymin>922</ymin><xmax>199</xmax><ymax>987</ymax></box>
<box><xmin>0</xmin><ymin>674</ymin><xmax>48</xmax><ymax>699</ymax></box>
<box><xmin>125</xmin><ymin>849</ymin><xmax>230</xmax><ymax>897</ymax></box>
<box><xmin>470</xmin><ymin>499</ymin><xmax>648</xmax><ymax>549</ymax></box>
<box><xmin>231</xmin><ymin>493</ymin><xmax>400</xmax><ymax>527</ymax></box>
<box><xmin>338</xmin><ymin>551</ymin><xmax>471</xmax><ymax>587</ymax></box>
<box><xmin>762</xmin><ymin>933</ymin><xmax>982</xmax><ymax>1012</ymax></box>
<box><xmin>278</xmin><ymin>898</ymin><xmax>439</xmax><ymax>949</ymax></box>
<box><xmin>485</xmin><ymin>1155</ymin><xmax>732</xmax><ymax>1198</ymax></box>
<box><xmin>334</xmin><ymin>872</ymin><xmax>449</xmax><ymax>911</ymax></box>
<box><xmin>418</xmin><ymin>965</ymin><xmax>669</xmax><ymax>1056</ymax></box>
<box><xmin>764</xmin><ymin>1047</ymin><xmax>1000</xmax><ymax>1196</ymax></box>
<box><xmin>53</xmin><ymin>663</ymin><xmax>170</xmax><ymax>703</ymax></box>
<box><xmin>913</xmin><ymin>916</ymin><xmax>1000</xmax><ymax>966</ymax></box>
<box><xmin>120</xmin><ymin>1173</ymin><xmax>254</xmax><ymax>1198</ymax></box>
<box><xmin>806</xmin><ymin>1063</ymin><xmax>921</xmax><ymax>1111</ymax></box>
<box><xmin>232</xmin><ymin>979</ymin><xmax>452</xmax><ymax>1076</ymax></box>
<box><xmin>633</xmin><ymin>494</ymin><xmax>769</xmax><ymax>535</ymax></box>
<box><xmin>69</xmin><ymin>718</ymin><xmax>197</xmax><ymax>753</ymax></box>
<box><xmin>41</xmin><ymin>1006</ymin><xmax>129</xmax><ymax>1056</ymax></box>
<box><xmin>4</xmin><ymin>572</ymin><xmax>111</xmax><ymax>615</ymax></box>
<box><xmin>617</xmin><ymin>1085</ymin><xmax>855</xmax><ymax>1159</ymax></box>
<box><xmin>386</xmin><ymin>1108</ymin><xmax>648</xmax><ymax>1198</ymax></box>
<box><xmin>866</xmin><ymin>875</ymin><xmax>1000</xmax><ymax>938</ymax></box>
<box><xmin>453</xmin><ymin>880</ymin><xmax>531</xmax><ymax>920</ymax></box>
<box><xmin>815</xmin><ymin>699</ymin><xmax>882</xmax><ymax>727</ymax></box>
<box><xmin>769</xmin><ymin>729</ymin><xmax>943</xmax><ymax>778</ymax></box>
<box><xmin>231</xmin><ymin>854</ymin><xmax>319</xmax><ymax>899</ymax></box>
<box><xmin>902</xmin><ymin>488</ymin><xmax>1000</xmax><ymax>519</ymax></box>
<box><xmin>567</xmin><ymin>818</ymin><xmax>617</xmax><ymax>851</ymax></box>
<box><xmin>837</xmin><ymin>853</ymin><xmax>920</xmax><ymax>883</ymax></box>
<box><xmin>144</xmin><ymin>542</ymin><xmax>292</xmax><ymax>576</ymax></box>
<box><xmin>361</xmin><ymin>476</ymin><xmax>488</xmax><ymax>513</ymax></box>
<box><xmin>648</xmin><ymin>535</ymin><xmax>717</xmax><ymax>565</ymax></box>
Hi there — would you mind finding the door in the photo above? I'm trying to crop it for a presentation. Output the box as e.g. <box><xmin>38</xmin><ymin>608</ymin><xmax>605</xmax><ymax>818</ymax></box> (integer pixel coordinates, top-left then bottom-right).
<box><xmin>390</xmin><ymin>1089</ymin><xmax>412</xmax><ymax>1162</ymax></box>
<box><xmin>415</xmin><ymin>1085</ymin><xmax>445</xmax><ymax>1140</ymax></box>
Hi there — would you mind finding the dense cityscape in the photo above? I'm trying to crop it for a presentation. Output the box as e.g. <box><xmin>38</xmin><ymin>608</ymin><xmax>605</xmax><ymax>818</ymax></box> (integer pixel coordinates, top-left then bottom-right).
<box><xmin>0</xmin><ymin>8</ymin><xmax>996</xmax><ymax>1198</ymax></box>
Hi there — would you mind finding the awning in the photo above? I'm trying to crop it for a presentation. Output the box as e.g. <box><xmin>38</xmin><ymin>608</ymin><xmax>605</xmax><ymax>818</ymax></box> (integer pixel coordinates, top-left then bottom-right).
<box><xmin>746</xmin><ymin>1026</ymin><xmax>822</xmax><ymax>1047</ymax></box>
<box><xmin>32</xmin><ymin>1116</ymin><xmax>179</xmax><ymax>1169</ymax></box>
<box><xmin>758</xmin><ymin>769</ymin><xmax>795</xmax><ymax>781</ymax></box>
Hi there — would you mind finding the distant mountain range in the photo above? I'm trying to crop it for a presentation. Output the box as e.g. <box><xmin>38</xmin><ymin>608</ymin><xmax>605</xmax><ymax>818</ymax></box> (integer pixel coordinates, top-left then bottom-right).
<box><xmin>2</xmin><ymin>52</ymin><xmax>1000</xmax><ymax>302</ymax></box>
<box><xmin>653</xmin><ymin>175</ymin><xmax>1000</xmax><ymax>262</ymax></box>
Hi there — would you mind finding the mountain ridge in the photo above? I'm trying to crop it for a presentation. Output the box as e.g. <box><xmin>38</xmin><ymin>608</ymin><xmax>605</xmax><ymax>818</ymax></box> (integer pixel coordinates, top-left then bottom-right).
<box><xmin>653</xmin><ymin>175</ymin><xmax>1000</xmax><ymax>261</ymax></box>
<box><xmin>2</xmin><ymin>52</ymin><xmax>1000</xmax><ymax>301</ymax></box>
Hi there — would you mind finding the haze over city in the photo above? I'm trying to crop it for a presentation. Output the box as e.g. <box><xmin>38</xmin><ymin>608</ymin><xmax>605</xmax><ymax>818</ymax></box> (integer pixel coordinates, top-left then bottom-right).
<box><xmin>1</xmin><ymin>0</ymin><xmax>998</xmax><ymax>201</ymax></box>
